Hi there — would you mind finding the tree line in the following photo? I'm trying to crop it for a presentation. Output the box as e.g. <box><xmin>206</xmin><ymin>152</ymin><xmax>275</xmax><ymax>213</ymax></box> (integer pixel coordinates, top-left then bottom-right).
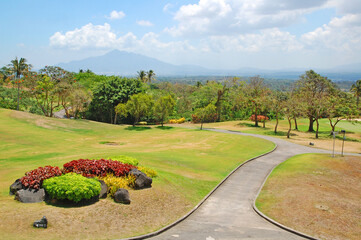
<box><xmin>1</xmin><ymin>57</ymin><xmax>360</xmax><ymax>139</ymax></box>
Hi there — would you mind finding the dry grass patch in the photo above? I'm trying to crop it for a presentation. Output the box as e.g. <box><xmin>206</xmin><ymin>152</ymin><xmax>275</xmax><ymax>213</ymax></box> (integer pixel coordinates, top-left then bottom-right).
<box><xmin>256</xmin><ymin>154</ymin><xmax>361</xmax><ymax>240</ymax></box>
<box><xmin>0</xmin><ymin>185</ymin><xmax>191</xmax><ymax>240</ymax></box>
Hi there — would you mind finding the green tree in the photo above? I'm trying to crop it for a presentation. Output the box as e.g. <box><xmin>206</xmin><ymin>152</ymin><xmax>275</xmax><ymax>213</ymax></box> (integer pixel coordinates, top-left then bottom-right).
<box><xmin>295</xmin><ymin>70</ymin><xmax>336</xmax><ymax>134</ymax></box>
<box><xmin>87</xmin><ymin>77</ymin><xmax>143</xmax><ymax>123</ymax></box>
<box><xmin>246</xmin><ymin>76</ymin><xmax>270</xmax><ymax>127</ymax></box>
<box><xmin>126</xmin><ymin>93</ymin><xmax>154</xmax><ymax>126</ymax></box>
<box><xmin>194</xmin><ymin>103</ymin><xmax>217</xmax><ymax>130</ymax></box>
<box><xmin>350</xmin><ymin>79</ymin><xmax>361</xmax><ymax>108</ymax></box>
<box><xmin>154</xmin><ymin>95</ymin><xmax>175</xmax><ymax>126</ymax></box>
<box><xmin>147</xmin><ymin>70</ymin><xmax>156</xmax><ymax>83</ymax></box>
<box><xmin>7</xmin><ymin>57</ymin><xmax>31</xmax><ymax>110</ymax></box>
<box><xmin>326</xmin><ymin>92</ymin><xmax>357</xmax><ymax>132</ymax></box>
<box><xmin>270</xmin><ymin>91</ymin><xmax>287</xmax><ymax>134</ymax></box>
<box><xmin>114</xmin><ymin>103</ymin><xmax>128</xmax><ymax>124</ymax></box>
<box><xmin>137</xmin><ymin>70</ymin><xmax>148</xmax><ymax>83</ymax></box>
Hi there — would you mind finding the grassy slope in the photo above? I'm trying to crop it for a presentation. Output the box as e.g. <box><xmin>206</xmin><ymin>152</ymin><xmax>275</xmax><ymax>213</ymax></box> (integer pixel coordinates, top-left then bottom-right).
<box><xmin>256</xmin><ymin>154</ymin><xmax>361</xmax><ymax>240</ymax></box>
<box><xmin>202</xmin><ymin>118</ymin><xmax>361</xmax><ymax>153</ymax></box>
<box><xmin>0</xmin><ymin>108</ymin><xmax>274</xmax><ymax>240</ymax></box>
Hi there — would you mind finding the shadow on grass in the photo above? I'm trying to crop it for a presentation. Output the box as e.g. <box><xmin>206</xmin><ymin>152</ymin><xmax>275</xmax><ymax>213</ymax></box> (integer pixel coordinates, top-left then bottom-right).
<box><xmin>124</xmin><ymin>126</ymin><xmax>152</xmax><ymax>131</ymax></box>
<box><xmin>264</xmin><ymin>131</ymin><xmax>297</xmax><ymax>137</ymax></box>
<box><xmin>155</xmin><ymin>126</ymin><xmax>174</xmax><ymax>130</ymax></box>
<box><xmin>45</xmin><ymin>197</ymin><xmax>99</xmax><ymax>208</ymax></box>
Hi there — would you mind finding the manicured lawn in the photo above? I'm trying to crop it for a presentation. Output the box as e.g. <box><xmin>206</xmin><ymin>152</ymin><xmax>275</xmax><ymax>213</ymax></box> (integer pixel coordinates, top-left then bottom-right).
<box><xmin>0</xmin><ymin>108</ymin><xmax>274</xmax><ymax>240</ymax></box>
<box><xmin>201</xmin><ymin>118</ymin><xmax>361</xmax><ymax>153</ymax></box>
<box><xmin>256</xmin><ymin>154</ymin><xmax>361</xmax><ymax>240</ymax></box>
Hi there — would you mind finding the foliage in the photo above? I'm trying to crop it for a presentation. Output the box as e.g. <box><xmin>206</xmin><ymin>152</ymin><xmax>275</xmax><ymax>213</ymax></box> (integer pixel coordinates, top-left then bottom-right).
<box><xmin>193</xmin><ymin>103</ymin><xmax>217</xmax><ymax>129</ymax></box>
<box><xmin>125</xmin><ymin>93</ymin><xmax>154</xmax><ymax>126</ymax></box>
<box><xmin>137</xmin><ymin>166</ymin><xmax>158</xmax><ymax>178</ymax></box>
<box><xmin>87</xmin><ymin>76</ymin><xmax>143</xmax><ymax>123</ymax></box>
<box><xmin>169</xmin><ymin>117</ymin><xmax>186</xmax><ymax>124</ymax></box>
<box><xmin>154</xmin><ymin>95</ymin><xmax>175</xmax><ymax>126</ymax></box>
<box><xmin>99</xmin><ymin>174</ymin><xmax>136</xmax><ymax>196</ymax></box>
<box><xmin>43</xmin><ymin>173</ymin><xmax>101</xmax><ymax>203</ymax></box>
<box><xmin>63</xmin><ymin>159</ymin><xmax>135</xmax><ymax>177</ymax></box>
<box><xmin>109</xmin><ymin>155</ymin><xmax>139</xmax><ymax>166</ymax></box>
<box><xmin>20</xmin><ymin>166</ymin><xmax>62</xmax><ymax>189</ymax></box>
<box><xmin>350</xmin><ymin>79</ymin><xmax>361</xmax><ymax>108</ymax></box>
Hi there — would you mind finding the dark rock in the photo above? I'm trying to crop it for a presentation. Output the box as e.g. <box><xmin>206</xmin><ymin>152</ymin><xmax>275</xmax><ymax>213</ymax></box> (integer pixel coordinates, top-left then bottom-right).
<box><xmin>9</xmin><ymin>179</ymin><xmax>23</xmax><ymax>195</ymax></box>
<box><xmin>309</xmin><ymin>142</ymin><xmax>314</xmax><ymax>146</ymax></box>
<box><xmin>129</xmin><ymin>169</ymin><xmax>152</xmax><ymax>189</ymax></box>
<box><xmin>98</xmin><ymin>180</ymin><xmax>108</xmax><ymax>198</ymax></box>
<box><xmin>113</xmin><ymin>188</ymin><xmax>130</xmax><ymax>204</ymax></box>
<box><xmin>33</xmin><ymin>216</ymin><xmax>47</xmax><ymax>228</ymax></box>
<box><xmin>15</xmin><ymin>188</ymin><xmax>45</xmax><ymax>203</ymax></box>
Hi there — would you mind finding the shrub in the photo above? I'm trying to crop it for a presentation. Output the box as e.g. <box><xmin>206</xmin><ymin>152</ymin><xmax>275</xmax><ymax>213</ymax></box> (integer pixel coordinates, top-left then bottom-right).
<box><xmin>100</xmin><ymin>174</ymin><xmax>136</xmax><ymax>196</ymax></box>
<box><xmin>169</xmin><ymin>117</ymin><xmax>186</xmax><ymax>124</ymax></box>
<box><xmin>63</xmin><ymin>159</ymin><xmax>135</xmax><ymax>177</ymax></box>
<box><xmin>138</xmin><ymin>166</ymin><xmax>158</xmax><ymax>178</ymax></box>
<box><xmin>138</xmin><ymin>121</ymin><xmax>147</xmax><ymax>125</ymax></box>
<box><xmin>109</xmin><ymin>155</ymin><xmax>139</xmax><ymax>166</ymax></box>
<box><xmin>250</xmin><ymin>114</ymin><xmax>269</xmax><ymax>122</ymax></box>
<box><xmin>20</xmin><ymin>166</ymin><xmax>62</xmax><ymax>189</ymax></box>
<box><xmin>43</xmin><ymin>173</ymin><xmax>101</xmax><ymax>203</ymax></box>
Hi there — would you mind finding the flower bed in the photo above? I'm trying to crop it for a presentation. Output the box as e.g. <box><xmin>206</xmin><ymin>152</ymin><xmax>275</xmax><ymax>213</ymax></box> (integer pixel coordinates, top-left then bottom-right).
<box><xmin>20</xmin><ymin>166</ymin><xmax>62</xmax><ymax>189</ymax></box>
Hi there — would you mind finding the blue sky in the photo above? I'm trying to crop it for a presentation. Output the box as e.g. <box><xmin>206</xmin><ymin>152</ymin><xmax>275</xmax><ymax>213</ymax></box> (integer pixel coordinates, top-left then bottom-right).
<box><xmin>1</xmin><ymin>0</ymin><xmax>361</xmax><ymax>70</ymax></box>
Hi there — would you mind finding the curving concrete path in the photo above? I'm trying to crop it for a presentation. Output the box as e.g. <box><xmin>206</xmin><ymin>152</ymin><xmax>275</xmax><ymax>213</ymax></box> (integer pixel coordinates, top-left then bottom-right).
<box><xmin>148</xmin><ymin>129</ymin><xmax>336</xmax><ymax>240</ymax></box>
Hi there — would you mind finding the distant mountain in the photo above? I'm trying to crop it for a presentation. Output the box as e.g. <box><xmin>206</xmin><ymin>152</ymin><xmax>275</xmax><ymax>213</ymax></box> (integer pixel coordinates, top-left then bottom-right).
<box><xmin>58</xmin><ymin>50</ymin><xmax>211</xmax><ymax>76</ymax></box>
<box><xmin>58</xmin><ymin>50</ymin><xmax>361</xmax><ymax>81</ymax></box>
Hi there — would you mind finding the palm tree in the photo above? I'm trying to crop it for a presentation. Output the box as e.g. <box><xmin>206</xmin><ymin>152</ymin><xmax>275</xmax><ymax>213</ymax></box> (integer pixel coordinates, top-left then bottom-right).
<box><xmin>8</xmin><ymin>57</ymin><xmax>31</xmax><ymax>110</ymax></box>
<box><xmin>147</xmin><ymin>70</ymin><xmax>156</xmax><ymax>83</ymax></box>
<box><xmin>351</xmin><ymin>79</ymin><xmax>361</xmax><ymax>108</ymax></box>
<box><xmin>137</xmin><ymin>70</ymin><xmax>148</xmax><ymax>83</ymax></box>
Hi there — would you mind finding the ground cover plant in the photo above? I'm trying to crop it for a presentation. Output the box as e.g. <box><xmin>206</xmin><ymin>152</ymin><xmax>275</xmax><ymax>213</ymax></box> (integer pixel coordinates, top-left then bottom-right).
<box><xmin>20</xmin><ymin>166</ymin><xmax>62</xmax><ymax>189</ymax></box>
<box><xmin>256</xmin><ymin>154</ymin><xmax>361</xmax><ymax>240</ymax></box>
<box><xmin>0</xmin><ymin>108</ymin><xmax>274</xmax><ymax>240</ymax></box>
<box><xmin>43</xmin><ymin>173</ymin><xmax>101</xmax><ymax>203</ymax></box>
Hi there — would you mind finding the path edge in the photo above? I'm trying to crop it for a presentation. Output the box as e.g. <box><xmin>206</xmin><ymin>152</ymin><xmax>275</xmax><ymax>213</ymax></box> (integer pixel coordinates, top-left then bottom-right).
<box><xmin>252</xmin><ymin>161</ymin><xmax>319</xmax><ymax>240</ymax></box>
<box><xmin>121</xmin><ymin>133</ymin><xmax>278</xmax><ymax>240</ymax></box>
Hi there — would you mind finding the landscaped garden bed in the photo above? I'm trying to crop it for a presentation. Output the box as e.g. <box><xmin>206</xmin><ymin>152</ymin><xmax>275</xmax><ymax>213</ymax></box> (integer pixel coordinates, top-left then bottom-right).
<box><xmin>10</xmin><ymin>156</ymin><xmax>156</xmax><ymax>205</ymax></box>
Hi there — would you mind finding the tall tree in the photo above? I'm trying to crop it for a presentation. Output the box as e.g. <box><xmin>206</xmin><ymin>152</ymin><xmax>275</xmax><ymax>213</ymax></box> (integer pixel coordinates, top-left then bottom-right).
<box><xmin>294</xmin><ymin>70</ymin><xmax>335</xmax><ymax>134</ymax></box>
<box><xmin>87</xmin><ymin>77</ymin><xmax>143</xmax><ymax>123</ymax></box>
<box><xmin>7</xmin><ymin>57</ymin><xmax>31</xmax><ymax>110</ymax></box>
<box><xmin>154</xmin><ymin>95</ymin><xmax>175</xmax><ymax>126</ymax></box>
<box><xmin>270</xmin><ymin>91</ymin><xmax>287</xmax><ymax>134</ymax></box>
<box><xmin>147</xmin><ymin>70</ymin><xmax>156</xmax><ymax>83</ymax></box>
<box><xmin>137</xmin><ymin>70</ymin><xmax>148</xmax><ymax>83</ymax></box>
<box><xmin>350</xmin><ymin>79</ymin><xmax>361</xmax><ymax>108</ymax></box>
<box><xmin>246</xmin><ymin>76</ymin><xmax>270</xmax><ymax>127</ymax></box>
<box><xmin>126</xmin><ymin>93</ymin><xmax>154</xmax><ymax>126</ymax></box>
<box><xmin>193</xmin><ymin>103</ymin><xmax>217</xmax><ymax>130</ymax></box>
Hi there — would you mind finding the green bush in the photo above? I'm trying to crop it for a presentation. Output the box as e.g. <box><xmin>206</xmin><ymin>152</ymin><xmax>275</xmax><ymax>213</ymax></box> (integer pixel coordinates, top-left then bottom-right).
<box><xmin>109</xmin><ymin>155</ymin><xmax>139</xmax><ymax>166</ymax></box>
<box><xmin>43</xmin><ymin>173</ymin><xmax>101</xmax><ymax>203</ymax></box>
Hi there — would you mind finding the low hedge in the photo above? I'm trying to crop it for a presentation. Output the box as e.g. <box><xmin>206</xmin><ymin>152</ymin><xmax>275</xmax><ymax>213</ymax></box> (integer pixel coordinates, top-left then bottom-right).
<box><xmin>43</xmin><ymin>173</ymin><xmax>101</xmax><ymax>203</ymax></box>
<box><xmin>109</xmin><ymin>155</ymin><xmax>139</xmax><ymax>166</ymax></box>
<box><xmin>20</xmin><ymin>166</ymin><xmax>62</xmax><ymax>189</ymax></box>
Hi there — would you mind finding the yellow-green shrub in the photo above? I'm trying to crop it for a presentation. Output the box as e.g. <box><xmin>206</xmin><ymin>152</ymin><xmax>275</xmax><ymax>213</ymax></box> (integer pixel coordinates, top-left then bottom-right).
<box><xmin>169</xmin><ymin>117</ymin><xmax>186</xmax><ymax>124</ymax></box>
<box><xmin>108</xmin><ymin>155</ymin><xmax>139</xmax><ymax>166</ymax></box>
<box><xmin>100</xmin><ymin>174</ymin><xmax>136</xmax><ymax>196</ymax></box>
<box><xmin>138</xmin><ymin>166</ymin><xmax>158</xmax><ymax>178</ymax></box>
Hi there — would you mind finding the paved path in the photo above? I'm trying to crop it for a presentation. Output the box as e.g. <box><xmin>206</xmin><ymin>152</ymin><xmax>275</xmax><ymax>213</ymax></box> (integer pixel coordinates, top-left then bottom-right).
<box><xmin>150</xmin><ymin>129</ymin><xmax>334</xmax><ymax>240</ymax></box>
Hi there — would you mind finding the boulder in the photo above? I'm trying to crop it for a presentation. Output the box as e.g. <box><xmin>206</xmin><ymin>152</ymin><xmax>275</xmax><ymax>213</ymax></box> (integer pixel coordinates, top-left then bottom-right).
<box><xmin>15</xmin><ymin>188</ymin><xmax>45</xmax><ymax>203</ymax></box>
<box><xmin>129</xmin><ymin>169</ymin><xmax>152</xmax><ymax>189</ymax></box>
<box><xmin>98</xmin><ymin>180</ymin><xmax>108</xmax><ymax>198</ymax></box>
<box><xmin>114</xmin><ymin>188</ymin><xmax>130</xmax><ymax>204</ymax></box>
<box><xmin>9</xmin><ymin>179</ymin><xmax>23</xmax><ymax>195</ymax></box>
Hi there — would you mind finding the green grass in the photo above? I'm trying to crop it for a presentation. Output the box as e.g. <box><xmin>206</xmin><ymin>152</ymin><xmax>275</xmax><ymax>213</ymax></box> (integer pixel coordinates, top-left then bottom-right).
<box><xmin>0</xmin><ymin>108</ymin><xmax>274</xmax><ymax>239</ymax></box>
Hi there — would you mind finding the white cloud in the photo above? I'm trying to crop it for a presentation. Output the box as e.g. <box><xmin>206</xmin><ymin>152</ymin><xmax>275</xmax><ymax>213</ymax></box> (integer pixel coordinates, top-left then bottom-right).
<box><xmin>301</xmin><ymin>14</ymin><xmax>361</xmax><ymax>51</ymax></box>
<box><xmin>49</xmin><ymin>23</ymin><xmax>118</xmax><ymax>49</ymax></box>
<box><xmin>166</xmin><ymin>0</ymin><xmax>329</xmax><ymax>37</ymax></box>
<box><xmin>136</xmin><ymin>20</ymin><xmax>154</xmax><ymax>27</ymax></box>
<box><xmin>163</xmin><ymin>3</ymin><xmax>173</xmax><ymax>13</ymax></box>
<box><xmin>107</xmin><ymin>10</ymin><xmax>125</xmax><ymax>20</ymax></box>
